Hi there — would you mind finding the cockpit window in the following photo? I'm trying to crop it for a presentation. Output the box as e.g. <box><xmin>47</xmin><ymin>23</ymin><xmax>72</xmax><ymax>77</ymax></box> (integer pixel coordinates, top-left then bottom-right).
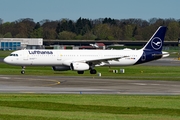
<box><xmin>10</xmin><ymin>54</ymin><xmax>18</xmax><ymax>56</ymax></box>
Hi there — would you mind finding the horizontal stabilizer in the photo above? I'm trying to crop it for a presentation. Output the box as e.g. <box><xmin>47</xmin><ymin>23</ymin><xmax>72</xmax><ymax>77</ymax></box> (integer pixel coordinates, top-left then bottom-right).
<box><xmin>152</xmin><ymin>52</ymin><xmax>169</xmax><ymax>58</ymax></box>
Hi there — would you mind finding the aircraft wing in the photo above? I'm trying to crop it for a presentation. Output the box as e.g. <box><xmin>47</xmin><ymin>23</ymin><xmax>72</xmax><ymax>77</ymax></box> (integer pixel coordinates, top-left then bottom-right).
<box><xmin>62</xmin><ymin>56</ymin><xmax>129</xmax><ymax>66</ymax></box>
<box><xmin>84</xmin><ymin>56</ymin><xmax>129</xmax><ymax>66</ymax></box>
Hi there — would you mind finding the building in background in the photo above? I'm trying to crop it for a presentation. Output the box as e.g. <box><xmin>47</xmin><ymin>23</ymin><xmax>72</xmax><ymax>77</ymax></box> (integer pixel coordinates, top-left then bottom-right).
<box><xmin>0</xmin><ymin>38</ymin><xmax>43</xmax><ymax>50</ymax></box>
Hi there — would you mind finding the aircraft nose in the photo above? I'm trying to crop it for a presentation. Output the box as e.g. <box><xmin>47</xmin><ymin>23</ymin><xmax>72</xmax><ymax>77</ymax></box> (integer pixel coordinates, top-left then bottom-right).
<box><xmin>4</xmin><ymin>57</ymin><xmax>11</xmax><ymax>64</ymax></box>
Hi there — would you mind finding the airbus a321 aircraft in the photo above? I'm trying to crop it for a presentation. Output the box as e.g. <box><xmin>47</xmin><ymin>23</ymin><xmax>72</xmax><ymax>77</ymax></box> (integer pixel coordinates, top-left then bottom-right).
<box><xmin>4</xmin><ymin>26</ymin><xmax>169</xmax><ymax>74</ymax></box>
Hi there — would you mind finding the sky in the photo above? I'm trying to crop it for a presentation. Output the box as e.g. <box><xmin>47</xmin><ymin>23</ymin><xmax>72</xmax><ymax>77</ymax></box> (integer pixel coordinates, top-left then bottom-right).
<box><xmin>0</xmin><ymin>0</ymin><xmax>180</xmax><ymax>22</ymax></box>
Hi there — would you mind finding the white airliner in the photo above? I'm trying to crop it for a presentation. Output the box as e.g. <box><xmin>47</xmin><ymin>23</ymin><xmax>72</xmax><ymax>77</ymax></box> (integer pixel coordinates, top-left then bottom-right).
<box><xmin>4</xmin><ymin>26</ymin><xmax>169</xmax><ymax>74</ymax></box>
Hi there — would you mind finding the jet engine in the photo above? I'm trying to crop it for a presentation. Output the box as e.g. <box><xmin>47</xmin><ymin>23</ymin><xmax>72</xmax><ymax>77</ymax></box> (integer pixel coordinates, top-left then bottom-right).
<box><xmin>70</xmin><ymin>62</ymin><xmax>89</xmax><ymax>71</ymax></box>
<box><xmin>52</xmin><ymin>65</ymin><xmax>71</xmax><ymax>71</ymax></box>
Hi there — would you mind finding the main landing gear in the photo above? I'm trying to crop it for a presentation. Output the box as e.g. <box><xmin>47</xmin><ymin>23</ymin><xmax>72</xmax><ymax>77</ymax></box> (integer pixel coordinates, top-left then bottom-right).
<box><xmin>77</xmin><ymin>69</ymin><xmax>97</xmax><ymax>74</ymax></box>
<box><xmin>21</xmin><ymin>66</ymin><xmax>25</xmax><ymax>74</ymax></box>
<box><xmin>90</xmin><ymin>69</ymin><xmax>97</xmax><ymax>74</ymax></box>
<box><xmin>77</xmin><ymin>71</ymin><xmax>84</xmax><ymax>74</ymax></box>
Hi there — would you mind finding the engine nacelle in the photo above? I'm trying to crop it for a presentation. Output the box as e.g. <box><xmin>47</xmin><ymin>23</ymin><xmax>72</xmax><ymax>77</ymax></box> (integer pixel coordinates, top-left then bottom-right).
<box><xmin>52</xmin><ymin>65</ymin><xmax>70</xmax><ymax>71</ymax></box>
<box><xmin>70</xmin><ymin>62</ymin><xmax>89</xmax><ymax>71</ymax></box>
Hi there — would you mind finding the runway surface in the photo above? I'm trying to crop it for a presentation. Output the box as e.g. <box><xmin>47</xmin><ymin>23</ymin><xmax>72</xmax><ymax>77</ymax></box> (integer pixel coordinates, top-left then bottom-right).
<box><xmin>0</xmin><ymin>75</ymin><xmax>180</xmax><ymax>95</ymax></box>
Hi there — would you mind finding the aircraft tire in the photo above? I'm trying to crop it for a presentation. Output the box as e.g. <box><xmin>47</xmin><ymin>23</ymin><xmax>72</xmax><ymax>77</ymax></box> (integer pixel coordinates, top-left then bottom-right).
<box><xmin>90</xmin><ymin>69</ymin><xmax>97</xmax><ymax>74</ymax></box>
<box><xmin>77</xmin><ymin>71</ymin><xmax>84</xmax><ymax>74</ymax></box>
<box><xmin>21</xmin><ymin>70</ymin><xmax>25</xmax><ymax>74</ymax></box>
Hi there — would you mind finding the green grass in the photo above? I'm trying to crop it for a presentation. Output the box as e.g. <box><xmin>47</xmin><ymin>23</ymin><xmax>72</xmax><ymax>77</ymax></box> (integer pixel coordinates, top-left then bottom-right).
<box><xmin>1</xmin><ymin>61</ymin><xmax>180</xmax><ymax>80</ymax></box>
<box><xmin>0</xmin><ymin>50</ymin><xmax>12</xmax><ymax>58</ymax></box>
<box><xmin>0</xmin><ymin>94</ymin><xmax>180</xmax><ymax>120</ymax></box>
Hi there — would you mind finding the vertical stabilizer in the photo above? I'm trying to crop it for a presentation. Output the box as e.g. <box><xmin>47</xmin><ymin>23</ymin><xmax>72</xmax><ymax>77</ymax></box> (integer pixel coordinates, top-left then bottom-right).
<box><xmin>135</xmin><ymin>26</ymin><xmax>168</xmax><ymax>65</ymax></box>
<box><xmin>142</xmin><ymin>26</ymin><xmax>167</xmax><ymax>51</ymax></box>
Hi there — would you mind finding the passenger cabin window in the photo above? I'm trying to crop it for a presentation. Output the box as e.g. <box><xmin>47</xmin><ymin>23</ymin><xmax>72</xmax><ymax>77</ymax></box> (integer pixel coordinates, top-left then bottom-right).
<box><xmin>10</xmin><ymin>54</ymin><xmax>18</xmax><ymax>56</ymax></box>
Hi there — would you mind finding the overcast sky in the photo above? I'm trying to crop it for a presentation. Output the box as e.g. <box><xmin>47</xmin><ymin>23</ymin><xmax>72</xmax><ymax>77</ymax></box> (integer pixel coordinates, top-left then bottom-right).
<box><xmin>0</xmin><ymin>0</ymin><xmax>179</xmax><ymax>22</ymax></box>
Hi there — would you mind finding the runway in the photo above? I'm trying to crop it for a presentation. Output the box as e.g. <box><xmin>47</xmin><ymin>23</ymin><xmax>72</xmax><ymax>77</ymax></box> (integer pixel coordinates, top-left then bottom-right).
<box><xmin>0</xmin><ymin>75</ymin><xmax>180</xmax><ymax>95</ymax></box>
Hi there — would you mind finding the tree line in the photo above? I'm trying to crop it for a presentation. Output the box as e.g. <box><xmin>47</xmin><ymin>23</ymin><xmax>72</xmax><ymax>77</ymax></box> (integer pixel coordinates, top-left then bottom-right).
<box><xmin>0</xmin><ymin>17</ymin><xmax>180</xmax><ymax>41</ymax></box>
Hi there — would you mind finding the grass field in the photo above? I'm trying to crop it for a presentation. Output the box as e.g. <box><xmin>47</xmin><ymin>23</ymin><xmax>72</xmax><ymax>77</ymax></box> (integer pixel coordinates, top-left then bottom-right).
<box><xmin>1</xmin><ymin>61</ymin><xmax>180</xmax><ymax>80</ymax></box>
<box><xmin>0</xmin><ymin>94</ymin><xmax>180</xmax><ymax>120</ymax></box>
<box><xmin>0</xmin><ymin>50</ymin><xmax>12</xmax><ymax>58</ymax></box>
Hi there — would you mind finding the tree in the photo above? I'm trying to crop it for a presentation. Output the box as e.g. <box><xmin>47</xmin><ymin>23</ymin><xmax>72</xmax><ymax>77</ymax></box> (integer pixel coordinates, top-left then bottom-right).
<box><xmin>93</xmin><ymin>24</ymin><xmax>114</xmax><ymax>40</ymax></box>
<box><xmin>75</xmin><ymin>17</ymin><xmax>92</xmax><ymax>35</ymax></box>
<box><xmin>103</xmin><ymin>18</ymin><xmax>116</xmax><ymax>25</ymax></box>
<box><xmin>30</xmin><ymin>27</ymin><xmax>43</xmax><ymax>38</ymax></box>
<box><xmin>0</xmin><ymin>18</ymin><xmax>3</xmax><ymax>24</ymax></box>
<box><xmin>167</xmin><ymin>22</ymin><xmax>180</xmax><ymax>40</ymax></box>
<box><xmin>42</xmin><ymin>20</ymin><xmax>58</xmax><ymax>39</ymax></box>
<box><xmin>0</xmin><ymin>17</ymin><xmax>180</xmax><ymax>40</ymax></box>
<box><xmin>43</xmin><ymin>29</ymin><xmax>57</xmax><ymax>39</ymax></box>
<box><xmin>1</xmin><ymin>22</ymin><xmax>12</xmax><ymax>35</ymax></box>
<box><xmin>56</xmin><ymin>19</ymin><xmax>73</xmax><ymax>34</ymax></box>
<box><xmin>111</xmin><ymin>26</ymin><xmax>123</xmax><ymax>40</ymax></box>
<box><xmin>58</xmin><ymin>31</ymin><xmax>76</xmax><ymax>40</ymax></box>
<box><xmin>4</xmin><ymin>32</ymin><xmax>12</xmax><ymax>38</ymax></box>
<box><xmin>81</xmin><ymin>32</ymin><xmax>96</xmax><ymax>40</ymax></box>
<box><xmin>15</xmin><ymin>18</ymin><xmax>36</xmax><ymax>38</ymax></box>
<box><xmin>133</xmin><ymin>26</ymin><xmax>143</xmax><ymax>40</ymax></box>
<box><xmin>123</xmin><ymin>25</ymin><xmax>134</xmax><ymax>40</ymax></box>
<box><xmin>0</xmin><ymin>34</ymin><xmax>3</xmax><ymax>38</ymax></box>
<box><xmin>34</xmin><ymin>22</ymin><xmax>41</xmax><ymax>30</ymax></box>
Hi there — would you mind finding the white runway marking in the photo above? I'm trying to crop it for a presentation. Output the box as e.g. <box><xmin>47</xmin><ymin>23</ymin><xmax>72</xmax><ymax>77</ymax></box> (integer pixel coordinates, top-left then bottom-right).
<box><xmin>0</xmin><ymin>77</ymin><xmax>10</xmax><ymax>79</ymax></box>
<box><xmin>131</xmin><ymin>83</ymin><xmax>147</xmax><ymax>86</ymax></box>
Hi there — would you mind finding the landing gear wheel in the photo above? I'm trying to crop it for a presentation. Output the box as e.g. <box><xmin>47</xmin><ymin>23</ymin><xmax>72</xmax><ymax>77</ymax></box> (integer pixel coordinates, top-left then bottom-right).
<box><xmin>77</xmin><ymin>71</ymin><xmax>84</xmax><ymax>74</ymax></box>
<box><xmin>90</xmin><ymin>69</ymin><xmax>97</xmax><ymax>74</ymax></box>
<box><xmin>21</xmin><ymin>70</ymin><xmax>25</xmax><ymax>74</ymax></box>
<box><xmin>21</xmin><ymin>66</ymin><xmax>26</xmax><ymax>74</ymax></box>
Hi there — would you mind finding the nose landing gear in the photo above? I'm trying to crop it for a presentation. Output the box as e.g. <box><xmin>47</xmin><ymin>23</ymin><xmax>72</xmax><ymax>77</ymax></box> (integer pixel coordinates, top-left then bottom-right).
<box><xmin>21</xmin><ymin>66</ymin><xmax>25</xmax><ymax>74</ymax></box>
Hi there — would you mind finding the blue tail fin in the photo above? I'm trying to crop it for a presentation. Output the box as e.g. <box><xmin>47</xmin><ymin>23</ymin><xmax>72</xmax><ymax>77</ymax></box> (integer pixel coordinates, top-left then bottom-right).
<box><xmin>142</xmin><ymin>26</ymin><xmax>167</xmax><ymax>51</ymax></box>
<box><xmin>135</xmin><ymin>26</ymin><xmax>168</xmax><ymax>65</ymax></box>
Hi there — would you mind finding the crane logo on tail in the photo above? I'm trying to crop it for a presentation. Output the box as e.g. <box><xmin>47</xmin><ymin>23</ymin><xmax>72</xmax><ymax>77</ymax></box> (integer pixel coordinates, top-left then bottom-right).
<box><xmin>151</xmin><ymin>37</ymin><xmax>162</xmax><ymax>50</ymax></box>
